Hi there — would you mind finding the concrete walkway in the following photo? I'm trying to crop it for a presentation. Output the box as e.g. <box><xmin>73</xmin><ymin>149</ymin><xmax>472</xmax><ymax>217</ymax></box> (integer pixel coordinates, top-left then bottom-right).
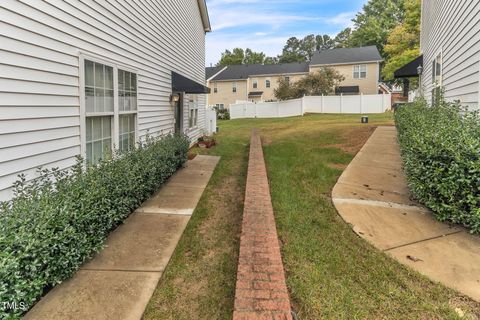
<box><xmin>233</xmin><ymin>129</ymin><xmax>292</xmax><ymax>320</ymax></box>
<box><xmin>24</xmin><ymin>155</ymin><xmax>220</xmax><ymax>320</ymax></box>
<box><xmin>332</xmin><ymin>126</ymin><xmax>480</xmax><ymax>302</ymax></box>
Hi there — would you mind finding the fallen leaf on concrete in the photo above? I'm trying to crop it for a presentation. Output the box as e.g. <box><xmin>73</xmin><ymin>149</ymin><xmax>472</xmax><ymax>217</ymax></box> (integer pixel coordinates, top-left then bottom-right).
<box><xmin>407</xmin><ymin>255</ymin><xmax>423</xmax><ymax>262</ymax></box>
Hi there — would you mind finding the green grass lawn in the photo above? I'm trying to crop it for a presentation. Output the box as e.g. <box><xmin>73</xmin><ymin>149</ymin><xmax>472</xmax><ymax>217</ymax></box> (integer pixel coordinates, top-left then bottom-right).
<box><xmin>144</xmin><ymin>113</ymin><xmax>479</xmax><ymax>319</ymax></box>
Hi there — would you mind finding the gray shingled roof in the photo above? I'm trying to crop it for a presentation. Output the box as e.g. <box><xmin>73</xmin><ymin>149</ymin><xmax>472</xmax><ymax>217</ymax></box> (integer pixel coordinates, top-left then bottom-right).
<box><xmin>205</xmin><ymin>66</ymin><xmax>224</xmax><ymax>79</ymax></box>
<box><xmin>310</xmin><ymin>46</ymin><xmax>382</xmax><ymax>65</ymax></box>
<box><xmin>210</xmin><ymin>62</ymin><xmax>309</xmax><ymax>81</ymax></box>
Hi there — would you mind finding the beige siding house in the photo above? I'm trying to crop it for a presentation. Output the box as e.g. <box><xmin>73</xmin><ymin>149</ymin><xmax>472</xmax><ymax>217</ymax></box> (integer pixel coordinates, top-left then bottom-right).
<box><xmin>207</xmin><ymin>46</ymin><xmax>383</xmax><ymax>107</ymax></box>
<box><xmin>309</xmin><ymin>46</ymin><xmax>382</xmax><ymax>95</ymax></box>
<box><xmin>419</xmin><ymin>0</ymin><xmax>480</xmax><ymax>110</ymax></box>
<box><xmin>207</xmin><ymin>63</ymin><xmax>309</xmax><ymax>108</ymax></box>
<box><xmin>0</xmin><ymin>0</ymin><xmax>211</xmax><ymax>201</ymax></box>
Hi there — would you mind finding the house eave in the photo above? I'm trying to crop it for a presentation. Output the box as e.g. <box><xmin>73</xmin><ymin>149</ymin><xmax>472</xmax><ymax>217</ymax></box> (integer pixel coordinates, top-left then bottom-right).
<box><xmin>310</xmin><ymin>60</ymin><xmax>383</xmax><ymax>67</ymax></box>
<box><xmin>197</xmin><ymin>0</ymin><xmax>211</xmax><ymax>32</ymax></box>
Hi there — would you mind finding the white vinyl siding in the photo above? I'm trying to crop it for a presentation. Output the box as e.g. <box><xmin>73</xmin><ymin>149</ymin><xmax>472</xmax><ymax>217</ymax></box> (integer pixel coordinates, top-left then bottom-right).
<box><xmin>0</xmin><ymin>0</ymin><xmax>207</xmax><ymax>201</ymax></box>
<box><xmin>421</xmin><ymin>0</ymin><xmax>480</xmax><ymax>109</ymax></box>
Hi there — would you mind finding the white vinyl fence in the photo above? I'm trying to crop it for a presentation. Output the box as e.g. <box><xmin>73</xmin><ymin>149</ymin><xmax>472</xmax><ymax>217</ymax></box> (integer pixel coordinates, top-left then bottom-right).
<box><xmin>204</xmin><ymin>107</ymin><xmax>217</xmax><ymax>134</ymax></box>
<box><xmin>230</xmin><ymin>94</ymin><xmax>391</xmax><ymax>119</ymax></box>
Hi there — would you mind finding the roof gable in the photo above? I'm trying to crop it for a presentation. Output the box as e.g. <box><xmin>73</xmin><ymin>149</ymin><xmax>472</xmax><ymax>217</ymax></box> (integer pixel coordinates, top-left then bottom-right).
<box><xmin>310</xmin><ymin>46</ymin><xmax>382</xmax><ymax>65</ymax></box>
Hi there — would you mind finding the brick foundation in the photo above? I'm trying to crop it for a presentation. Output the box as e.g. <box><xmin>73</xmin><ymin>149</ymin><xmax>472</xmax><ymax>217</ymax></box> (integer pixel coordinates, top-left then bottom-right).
<box><xmin>233</xmin><ymin>129</ymin><xmax>292</xmax><ymax>320</ymax></box>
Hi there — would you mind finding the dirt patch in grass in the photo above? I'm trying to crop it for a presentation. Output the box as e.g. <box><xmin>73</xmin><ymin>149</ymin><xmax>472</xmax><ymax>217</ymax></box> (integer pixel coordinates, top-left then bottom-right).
<box><xmin>143</xmin><ymin>136</ymin><xmax>248</xmax><ymax>320</ymax></box>
<box><xmin>328</xmin><ymin>125</ymin><xmax>378</xmax><ymax>154</ymax></box>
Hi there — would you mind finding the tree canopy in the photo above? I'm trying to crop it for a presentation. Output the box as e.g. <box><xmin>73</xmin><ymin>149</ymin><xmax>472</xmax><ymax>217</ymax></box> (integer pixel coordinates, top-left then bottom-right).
<box><xmin>348</xmin><ymin>0</ymin><xmax>405</xmax><ymax>56</ymax></box>
<box><xmin>382</xmin><ymin>0</ymin><xmax>421</xmax><ymax>81</ymax></box>
<box><xmin>217</xmin><ymin>48</ymin><xmax>270</xmax><ymax>66</ymax></box>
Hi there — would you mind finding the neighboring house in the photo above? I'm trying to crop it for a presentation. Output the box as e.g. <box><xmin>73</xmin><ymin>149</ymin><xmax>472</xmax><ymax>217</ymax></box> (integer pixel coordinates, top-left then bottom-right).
<box><xmin>205</xmin><ymin>65</ymin><xmax>227</xmax><ymax>107</ymax></box>
<box><xmin>309</xmin><ymin>46</ymin><xmax>382</xmax><ymax>95</ymax></box>
<box><xmin>208</xmin><ymin>63</ymin><xmax>309</xmax><ymax>108</ymax></box>
<box><xmin>207</xmin><ymin>46</ymin><xmax>383</xmax><ymax>108</ymax></box>
<box><xmin>396</xmin><ymin>1</ymin><xmax>480</xmax><ymax>110</ymax></box>
<box><xmin>0</xmin><ymin>0</ymin><xmax>211</xmax><ymax>201</ymax></box>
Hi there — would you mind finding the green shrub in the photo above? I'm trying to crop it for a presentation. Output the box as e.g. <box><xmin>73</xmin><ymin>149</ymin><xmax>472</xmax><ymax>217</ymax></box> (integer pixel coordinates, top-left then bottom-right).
<box><xmin>216</xmin><ymin>108</ymin><xmax>230</xmax><ymax>120</ymax></box>
<box><xmin>0</xmin><ymin>134</ymin><xmax>189</xmax><ymax>318</ymax></box>
<box><xmin>395</xmin><ymin>99</ymin><xmax>480</xmax><ymax>233</ymax></box>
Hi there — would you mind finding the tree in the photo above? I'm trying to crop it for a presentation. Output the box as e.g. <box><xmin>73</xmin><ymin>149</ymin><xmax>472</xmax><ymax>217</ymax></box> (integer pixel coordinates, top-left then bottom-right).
<box><xmin>300</xmin><ymin>34</ymin><xmax>317</xmax><ymax>60</ymax></box>
<box><xmin>273</xmin><ymin>78</ymin><xmax>297</xmax><ymax>100</ymax></box>
<box><xmin>278</xmin><ymin>37</ymin><xmax>305</xmax><ymax>63</ymax></box>
<box><xmin>382</xmin><ymin>0</ymin><xmax>420</xmax><ymax>81</ymax></box>
<box><xmin>274</xmin><ymin>68</ymin><xmax>345</xmax><ymax>100</ymax></box>
<box><xmin>244</xmin><ymin>48</ymin><xmax>266</xmax><ymax>65</ymax></box>
<box><xmin>348</xmin><ymin>0</ymin><xmax>405</xmax><ymax>55</ymax></box>
<box><xmin>264</xmin><ymin>56</ymin><xmax>278</xmax><ymax>65</ymax></box>
<box><xmin>334</xmin><ymin>28</ymin><xmax>352</xmax><ymax>48</ymax></box>
<box><xmin>217</xmin><ymin>48</ymin><xmax>266</xmax><ymax>66</ymax></box>
<box><xmin>218</xmin><ymin>48</ymin><xmax>244</xmax><ymax>66</ymax></box>
<box><xmin>316</xmin><ymin>34</ymin><xmax>335</xmax><ymax>51</ymax></box>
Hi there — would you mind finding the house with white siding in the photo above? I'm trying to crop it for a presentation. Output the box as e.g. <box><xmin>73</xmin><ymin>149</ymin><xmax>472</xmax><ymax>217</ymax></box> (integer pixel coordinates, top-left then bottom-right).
<box><xmin>396</xmin><ymin>0</ymin><xmax>480</xmax><ymax>109</ymax></box>
<box><xmin>0</xmin><ymin>0</ymin><xmax>211</xmax><ymax>201</ymax></box>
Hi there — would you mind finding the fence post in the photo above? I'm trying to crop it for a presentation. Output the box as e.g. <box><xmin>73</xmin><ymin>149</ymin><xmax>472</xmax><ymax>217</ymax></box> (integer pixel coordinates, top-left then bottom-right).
<box><xmin>360</xmin><ymin>93</ymin><xmax>363</xmax><ymax>114</ymax></box>
<box><xmin>382</xmin><ymin>93</ymin><xmax>385</xmax><ymax>113</ymax></box>
<box><xmin>321</xmin><ymin>94</ymin><xmax>324</xmax><ymax>113</ymax></box>
<box><xmin>340</xmin><ymin>93</ymin><xmax>343</xmax><ymax>113</ymax></box>
<box><xmin>301</xmin><ymin>95</ymin><xmax>305</xmax><ymax>116</ymax></box>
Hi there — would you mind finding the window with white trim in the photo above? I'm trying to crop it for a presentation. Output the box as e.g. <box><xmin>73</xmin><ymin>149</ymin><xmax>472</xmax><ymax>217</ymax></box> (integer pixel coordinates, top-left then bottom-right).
<box><xmin>253</xmin><ymin>79</ymin><xmax>258</xmax><ymax>89</ymax></box>
<box><xmin>188</xmin><ymin>95</ymin><xmax>198</xmax><ymax>128</ymax></box>
<box><xmin>118</xmin><ymin>69</ymin><xmax>137</xmax><ymax>152</ymax></box>
<box><xmin>353</xmin><ymin>64</ymin><xmax>367</xmax><ymax>79</ymax></box>
<box><xmin>232</xmin><ymin>82</ymin><xmax>237</xmax><ymax>93</ymax></box>
<box><xmin>265</xmin><ymin>79</ymin><xmax>271</xmax><ymax>88</ymax></box>
<box><xmin>213</xmin><ymin>82</ymin><xmax>218</xmax><ymax>93</ymax></box>
<box><xmin>215</xmin><ymin>103</ymin><xmax>225</xmax><ymax>110</ymax></box>
<box><xmin>83</xmin><ymin>59</ymin><xmax>138</xmax><ymax>165</ymax></box>
<box><xmin>285</xmin><ymin>76</ymin><xmax>290</xmax><ymax>84</ymax></box>
<box><xmin>432</xmin><ymin>52</ymin><xmax>442</xmax><ymax>86</ymax></box>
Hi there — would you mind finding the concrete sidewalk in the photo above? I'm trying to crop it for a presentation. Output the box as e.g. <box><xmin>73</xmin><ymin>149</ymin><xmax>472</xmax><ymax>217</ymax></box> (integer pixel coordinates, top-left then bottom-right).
<box><xmin>24</xmin><ymin>155</ymin><xmax>220</xmax><ymax>320</ymax></box>
<box><xmin>332</xmin><ymin>126</ymin><xmax>480</xmax><ymax>302</ymax></box>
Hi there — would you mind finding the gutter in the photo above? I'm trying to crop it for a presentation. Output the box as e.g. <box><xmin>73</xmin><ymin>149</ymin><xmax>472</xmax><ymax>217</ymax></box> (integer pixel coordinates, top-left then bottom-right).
<box><xmin>197</xmin><ymin>0</ymin><xmax>211</xmax><ymax>32</ymax></box>
<box><xmin>310</xmin><ymin>60</ymin><xmax>383</xmax><ymax>67</ymax></box>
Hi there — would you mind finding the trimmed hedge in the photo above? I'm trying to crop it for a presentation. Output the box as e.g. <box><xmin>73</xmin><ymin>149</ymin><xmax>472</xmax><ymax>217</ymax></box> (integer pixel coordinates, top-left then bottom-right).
<box><xmin>0</xmin><ymin>134</ymin><xmax>189</xmax><ymax>318</ymax></box>
<box><xmin>395</xmin><ymin>99</ymin><xmax>480</xmax><ymax>233</ymax></box>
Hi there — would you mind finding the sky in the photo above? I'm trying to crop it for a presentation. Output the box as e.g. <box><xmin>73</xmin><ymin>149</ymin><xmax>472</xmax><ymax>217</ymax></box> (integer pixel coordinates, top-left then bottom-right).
<box><xmin>205</xmin><ymin>0</ymin><xmax>368</xmax><ymax>66</ymax></box>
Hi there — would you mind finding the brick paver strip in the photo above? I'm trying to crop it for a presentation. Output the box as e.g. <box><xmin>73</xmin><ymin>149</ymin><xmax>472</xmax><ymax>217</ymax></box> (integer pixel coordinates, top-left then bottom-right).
<box><xmin>233</xmin><ymin>129</ymin><xmax>293</xmax><ymax>320</ymax></box>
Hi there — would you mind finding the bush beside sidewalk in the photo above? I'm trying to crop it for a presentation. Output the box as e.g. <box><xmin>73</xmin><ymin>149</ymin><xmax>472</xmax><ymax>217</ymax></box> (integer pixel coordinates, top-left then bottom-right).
<box><xmin>395</xmin><ymin>99</ymin><xmax>480</xmax><ymax>233</ymax></box>
<box><xmin>0</xmin><ymin>134</ymin><xmax>189</xmax><ymax>318</ymax></box>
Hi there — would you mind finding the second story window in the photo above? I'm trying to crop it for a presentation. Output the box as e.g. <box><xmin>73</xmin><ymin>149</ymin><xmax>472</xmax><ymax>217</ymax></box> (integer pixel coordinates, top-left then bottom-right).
<box><xmin>232</xmin><ymin>82</ymin><xmax>237</xmax><ymax>93</ymax></box>
<box><xmin>214</xmin><ymin>82</ymin><xmax>218</xmax><ymax>93</ymax></box>
<box><xmin>253</xmin><ymin>79</ymin><xmax>258</xmax><ymax>89</ymax></box>
<box><xmin>353</xmin><ymin>65</ymin><xmax>367</xmax><ymax>79</ymax></box>
<box><xmin>266</xmin><ymin>79</ymin><xmax>271</xmax><ymax>88</ymax></box>
<box><xmin>285</xmin><ymin>76</ymin><xmax>290</xmax><ymax>84</ymax></box>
